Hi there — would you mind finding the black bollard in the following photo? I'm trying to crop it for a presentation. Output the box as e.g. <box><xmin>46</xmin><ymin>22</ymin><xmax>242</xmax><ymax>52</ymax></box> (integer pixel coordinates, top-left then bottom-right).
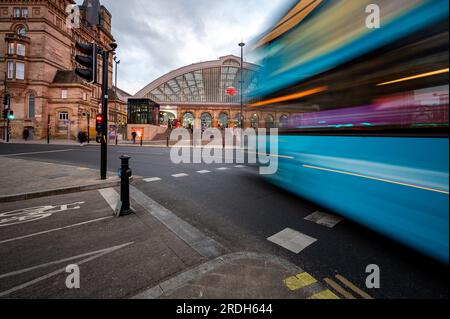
<box><xmin>119</xmin><ymin>155</ymin><xmax>133</xmax><ymax>216</ymax></box>
<box><xmin>140</xmin><ymin>137</ymin><xmax>143</xmax><ymax>147</ymax></box>
<box><xmin>166</xmin><ymin>136</ymin><xmax>169</xmax><ymax>147</ymax></box>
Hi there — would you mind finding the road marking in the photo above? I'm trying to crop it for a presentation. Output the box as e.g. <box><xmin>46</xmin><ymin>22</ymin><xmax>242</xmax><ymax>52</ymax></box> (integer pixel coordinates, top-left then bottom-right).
<box><xmin>234</xmin><ymin>165</ymin><xmax>247</xmax><ymax>168</ymax></box>
<box><xmin>216</xmin><ymin>167</ymin><xmax>229</xmax><ymax>171</ymax></box>
<box><xmin>197</xmin><ymin>170</ymin><xmax>211</xmax><ymax>174</ymax></box>
<box><xmin>0</xmin><ymin>242</ymin><xmax>133</xmax><ymax>297</ymax></box>
<box><xmin>304</xmin><ymin>211</ymin><xmax>343</xmax><ymax>228</ymax></box>
<box><xmin>0</xmin><ymin>217</ymin><xmax>112</xmax><ymax>245</ymax></box>
<box><xmin>324</xmin><ymin>278</ymin><xmax>356</xmax><ymax>299</ymax></box>
<box><xmin>98</xmin><ymin>188</ymin><xmax>120</xmax><ymax>212</ymax></box>
<box><xmin>172</xmin><ymin>173</ymin><xmax>189</xmax><ymax>178</ymax></box>
<box><xmin>0</xmin><ymin>202</ymin><xmax>85</xmax><ymax>227</ymax></box>
<box><xmin>143</xmin><ymin>177</ymin><xmax>162</xmax><ymax>182</ymax></box>
<box><xmin>308</xmin><ymin>289</ymin><xmax>340</xmax><ymax>299</ymax></box>
<box><xmin>267</xmin><ymin>228</ymin><xmax>317</xmax><ymax>254</ymax></box>
<box><xmin>335</xmin><ymin>274</ymin><xmax>374</xmax><ymax>299</ymax></box>
<box><xmin>284</xmin><ymin>272</ymin><xmax>317</xmax><ymax>291</ymax></box>
<box><xmin>303</xmin><ymin>164</ymin><xmax>449</xmax><ymax>195</ymax></box>
<box><xmin>0</xmin><ymin>149</ymin><xmax>75</xmax><ymax>157</ymax></box>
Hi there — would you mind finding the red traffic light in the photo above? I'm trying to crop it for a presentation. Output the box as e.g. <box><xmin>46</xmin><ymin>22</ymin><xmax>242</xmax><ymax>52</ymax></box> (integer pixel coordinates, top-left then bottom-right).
<box><xmin>96</xmin><ymin>114</ymin><xmax>105</xmax><ymax>132</ymax></box>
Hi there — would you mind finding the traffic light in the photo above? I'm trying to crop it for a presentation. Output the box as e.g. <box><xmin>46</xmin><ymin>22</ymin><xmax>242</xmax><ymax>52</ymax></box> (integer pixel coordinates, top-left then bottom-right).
<box><xmin>7</xmin><ymin>110</ymin><xmax>14</xmax><ymax>120</ymax></box>
<box><xmin>75</xmin><ymin>42</ymin><xmax>97</xmax><ymax>84</ymax></box>
<box><xmin>3</xmin><ymin>94</ymin><xmax>10</xmax><ymax>107</ymax></box>
<box><xmin>96</xmin><ymin>114</ymin><xmax>105</xmax><ymax>133</ymax></box>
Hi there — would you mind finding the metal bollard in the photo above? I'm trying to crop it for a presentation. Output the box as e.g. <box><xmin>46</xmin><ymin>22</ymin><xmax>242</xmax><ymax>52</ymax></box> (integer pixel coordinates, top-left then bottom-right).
<box><xmin>118</xmin><ymin>155</ymin><xmax>133</xmax><ymax>216</ymax></box>
<box><xmin>166</xmin><ymin>136</ymin><xmax>169</xmax><ymax>147</ymax></box>
<box><xmin>140</xmin><ymin>137</ymin><xmax>143</xmax><ymax>146</ymax></box>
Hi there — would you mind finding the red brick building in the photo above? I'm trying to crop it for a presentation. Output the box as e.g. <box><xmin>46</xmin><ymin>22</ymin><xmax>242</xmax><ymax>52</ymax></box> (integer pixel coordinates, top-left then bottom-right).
<box><xmin>0</xmin><ymin>0</ymin><xmax>126</xmax><ymax>140</ymax></box>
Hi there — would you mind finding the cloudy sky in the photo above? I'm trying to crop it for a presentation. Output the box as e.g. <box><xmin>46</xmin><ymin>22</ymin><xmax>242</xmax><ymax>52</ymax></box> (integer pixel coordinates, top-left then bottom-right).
<box><xmin>77</xmin><ymin>0</ymin><xmax>294</xmax><ymax>95</ymax></box>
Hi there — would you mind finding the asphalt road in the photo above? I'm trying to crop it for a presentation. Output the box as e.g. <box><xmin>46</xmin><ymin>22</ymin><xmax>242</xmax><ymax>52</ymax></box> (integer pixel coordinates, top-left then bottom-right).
<box><xmin>0</xmin><ymin>143</ymin><xmax>448</xmax><ymax>299</ymax></box>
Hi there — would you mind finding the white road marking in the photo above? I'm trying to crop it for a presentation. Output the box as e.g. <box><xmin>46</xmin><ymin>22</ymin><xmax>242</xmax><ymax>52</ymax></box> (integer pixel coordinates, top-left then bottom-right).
<box><xmin>234</xmin><ymin>165</ymin><xmax>247</xmax><ymax>168</ymax></box>
<box><xmin>268</xmin><ymin>228</ymin><xmax>317</xmax><ymax>254</ymax></box>
<box><xmin>305</xmin><ymin>211</ymin><xmax>343</xmax><ymax>228</ymax></box>
<box><xmin>0</xmin><ymin>149</ymin><xmax>75</xmax><ymax>157</ymax></box>
<box><xmin>172</xmin><ymin>173</ymin><xmax>189</xmax><ymax>178</ymax></box>
<box><xmin>0</xmin><ymin>242</ymin><xmax>133</xmax><ymax>297</ymax></box>
<box><xmin>197</xmin><ymin>170</ymin><xmax>211</xmax><ymax>174</ymax></box>
<box><xmin>303</xmin><ymin>164</ymin><xmax>449</xmax><ymax>195</ymax></box>
<box><xmin>216</xmin><ymin>167</ymin><xmax>229</xmax><ymax>171</ymax></box>
<box><xmin>0</xmin><ymin>217</ymin><xmax>112</xmax><ymax>245</ymax></box>
<box><xmin>98</xmin><ymin>188</ymin><xmax>120</xmax><ymax>212</ymax></box>
<box><xmin>143</xmin><ymin>177</ymin><xmax>162</xmax><ymax>183</ymax></box>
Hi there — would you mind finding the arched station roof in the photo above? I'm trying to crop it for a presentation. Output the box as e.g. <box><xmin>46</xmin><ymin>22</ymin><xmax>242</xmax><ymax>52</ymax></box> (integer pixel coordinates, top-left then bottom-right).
<box><xmin>134</xmin><ymin>55</ymin><xmax>260</xmax><ymax>105</ymax></box>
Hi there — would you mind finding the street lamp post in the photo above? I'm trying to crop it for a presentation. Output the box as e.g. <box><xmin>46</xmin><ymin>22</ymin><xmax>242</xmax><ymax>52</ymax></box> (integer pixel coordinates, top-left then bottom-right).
<box><xmin>113</xmin><ymin>56</ymin><xmax>120</xmax><ymax>145</ymax></box>
<box><xmin>239</xmin><ymin>41</ymin><xmax>245</xmax><ymax>129</ymax></box>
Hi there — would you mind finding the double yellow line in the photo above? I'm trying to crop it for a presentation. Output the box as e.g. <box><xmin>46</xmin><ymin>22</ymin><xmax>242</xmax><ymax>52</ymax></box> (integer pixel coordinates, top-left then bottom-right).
<box><xmin>283</xmin><ymin>272</ymin><xmax>374</xmax><ymax>299</ymax></box>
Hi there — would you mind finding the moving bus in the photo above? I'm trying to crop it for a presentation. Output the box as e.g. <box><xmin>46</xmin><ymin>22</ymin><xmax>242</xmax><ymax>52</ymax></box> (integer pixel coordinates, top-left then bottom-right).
<box><xmin>249</xmin><ymin>0</ymin><xmax>449</xmax><ymax>263</ymax></box>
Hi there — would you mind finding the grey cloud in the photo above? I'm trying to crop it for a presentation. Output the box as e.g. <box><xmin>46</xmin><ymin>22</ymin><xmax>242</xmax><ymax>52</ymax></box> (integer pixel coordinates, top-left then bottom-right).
<box><xmin>76</xmin><ymin>0</ymin><xmax>293</xmax><ymax>94</ymax></box>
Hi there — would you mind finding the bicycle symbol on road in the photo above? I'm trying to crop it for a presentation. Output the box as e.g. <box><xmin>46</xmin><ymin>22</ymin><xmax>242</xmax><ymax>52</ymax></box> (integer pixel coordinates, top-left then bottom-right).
<box><xmin>0</xmin><ymin>202</ymin><xmax>85</xmax><ymax>227</ymax></box>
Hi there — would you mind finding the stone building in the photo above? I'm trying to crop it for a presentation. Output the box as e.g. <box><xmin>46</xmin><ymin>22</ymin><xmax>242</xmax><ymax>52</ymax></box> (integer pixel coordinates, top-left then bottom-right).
<box><xmin>0</xmin><ymin>0</ymin><xmax>126</xmax><ymax>140</ymax></box>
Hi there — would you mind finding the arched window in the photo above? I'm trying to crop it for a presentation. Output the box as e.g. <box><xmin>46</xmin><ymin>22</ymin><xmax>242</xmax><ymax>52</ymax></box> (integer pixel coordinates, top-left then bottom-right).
<box><xmin>250</xmin><ymin>114</ymin><xmax>259</xmax><ymax>129</ymax></box>
<box><xmin>17</xmin><ymin>25</ymin><xmax>26</xmax><ymax>37</ymax></box>
<box><xmin>279</xmin><ymin>115</ymin><xmax>289</xmax><ymax>128</ymax></box>
<box><xmin>182</xmin><ymin>112</ymin><xmax>194</xmax><ymax>128</ymax></box>
<box><xmin>265</xmin><ymin>115</ymin><xmax>275</xmax><ymax>129</ymax></box>
<box><xmin>218</xmin><ymin>113</ymin><xmax>228</xmax><ymax>129</ymax></box>
<box><xmin>28</xmin><ymin>94</ymin><xmax>35</xmax><ymax>119</ymax></box>
<box><xmin>201</xmin><ymin>112</ymin><xmax>212</xmax><ymax>129</ymax></box>
<box><xmin>234</xmin><ymin>113</ymin><xmax>242</xmax><ymax>128</ymax></box>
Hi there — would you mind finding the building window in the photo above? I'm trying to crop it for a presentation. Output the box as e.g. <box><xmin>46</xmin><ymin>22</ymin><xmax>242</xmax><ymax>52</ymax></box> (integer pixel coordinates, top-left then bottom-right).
<box><xmin>59</xmin><ymin>112</ymin><xmax>69</xmax><ymax>121</ymax></box>
<box><xmin>13</xmin><ymin>8</ymin><xmax>20</xmax><ymax>18</ymax></box>
<box><xmin>28</xmin><ymin>94</ymin><xmax>35</xmax><ymax>119</ymax></box>
<box><xmin>218</xmin><ymin>113</ymin><xmax>229</xmax><ymax>129</ymax></box>
<box><xmin>15</xmin><ymin>62</ymin><xmax>25</xmax><ymax>80</ymax></box>
<box><xmin>250</xmin><ymin>114</ymin><xmax>259</xmax><ymax>129</ymax></box>
<box><xmin>61</xmin><ymin>90</ymin><xmax>68</xmax><ymax>99</ymax></box>
<box><xmin>8</xmin><ymin>43</ymin><xmax>14</xmax><ymax>55</ymax></box>
<box><xmin>17</xmin><ymin>26</ymin><xmax>26</xmax><ymax>36</ymax></box>
<box><xmin>7</xmin><ymin>62</ymin><xmax>14</xmax><ymax>79</ymax></box>
<box><xmin>201</xmin><ymin>112</ymin><xmax>212</xmax><ymax>129</ymax></box>
<box><xmin>21</xmin><ymin>8</ymin><xmax>29</xmax><ymax>18</ymax></box>
<box><xmin>17</xmin><ymin>44</ymin><xmax>25</xmax><ymax>56</ymax></box>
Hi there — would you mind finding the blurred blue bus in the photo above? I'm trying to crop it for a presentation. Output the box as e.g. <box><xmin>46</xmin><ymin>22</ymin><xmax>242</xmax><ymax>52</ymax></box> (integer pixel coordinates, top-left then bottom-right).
<box><xmin>250</xmin><ymin>0</ymin><xmax>449</xmax><ymax>263</ymax></box>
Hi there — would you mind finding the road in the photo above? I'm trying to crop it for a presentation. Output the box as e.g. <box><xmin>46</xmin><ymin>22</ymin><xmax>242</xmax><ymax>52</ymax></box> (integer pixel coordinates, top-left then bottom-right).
<box><xmin>0</xmin><ymin>143</ymin><xmax>448</xmax><ymax>299</ymax></box>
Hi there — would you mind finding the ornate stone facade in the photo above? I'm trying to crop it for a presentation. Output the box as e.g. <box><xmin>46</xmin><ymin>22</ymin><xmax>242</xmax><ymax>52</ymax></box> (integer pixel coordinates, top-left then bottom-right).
<box><xmin>0</xmin><ymin>0</ymin><xmax>126</xmax><ymax>140</ymax></box>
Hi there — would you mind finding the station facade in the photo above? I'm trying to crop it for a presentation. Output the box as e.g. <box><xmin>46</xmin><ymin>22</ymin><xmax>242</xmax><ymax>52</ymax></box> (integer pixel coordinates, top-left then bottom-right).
<box><xmin>132</xmin><ymin>55</ymin><xmax>294</xmax><ymax>132</ymax></box>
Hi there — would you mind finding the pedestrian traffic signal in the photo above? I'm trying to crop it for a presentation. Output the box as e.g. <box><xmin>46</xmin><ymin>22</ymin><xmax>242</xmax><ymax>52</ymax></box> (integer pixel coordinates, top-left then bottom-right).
<box><xmin>6</xmin><ymin>110</ymin><xmax>14</xmax><ymax>120</ymax></box>
<box><xmin>75</xmin><ymin>42</ymin><xmax>97</xmax><ymax>84</ymax></box>
<box><xmin>96</xmin><ymin>114</ymin><xmax>105</xmax><ymax>132</ymax></box>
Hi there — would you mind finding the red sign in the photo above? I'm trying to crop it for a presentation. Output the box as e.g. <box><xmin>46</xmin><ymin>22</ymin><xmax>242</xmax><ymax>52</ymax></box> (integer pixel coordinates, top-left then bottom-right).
<box><xmin>226</xmin><ymin>87</ymin><xmax>237</xmax><ymax>96</ymax></box>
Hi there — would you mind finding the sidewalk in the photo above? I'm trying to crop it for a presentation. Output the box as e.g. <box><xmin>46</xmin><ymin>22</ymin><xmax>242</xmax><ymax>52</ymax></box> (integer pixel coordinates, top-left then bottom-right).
<box><xmin>0</xmin><ymin>157</ymin><xmax>332</xmax><ymax>299</ymax></box>
<box><xmin>0</xmin><ymin>157</ymin><xmax>120</xmax><ymax>202</ymax></box>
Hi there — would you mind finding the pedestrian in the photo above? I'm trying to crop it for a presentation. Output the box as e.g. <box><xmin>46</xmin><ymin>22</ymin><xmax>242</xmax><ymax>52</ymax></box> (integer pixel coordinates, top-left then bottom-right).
<box><xmin>132</xmin><ymin>131</ymin><xmax>137</xmax><ymax>144</ymax></box>
<box><xmin>23</xmin><ymin>129</ymin><xmax>30</xmax><ymax>141</ymax></box>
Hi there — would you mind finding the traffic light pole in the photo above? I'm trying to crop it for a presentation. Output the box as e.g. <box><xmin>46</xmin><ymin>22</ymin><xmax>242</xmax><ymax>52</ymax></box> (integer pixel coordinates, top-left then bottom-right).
<box><xmin>100</xmin><ymin>50</ymin><xmax>109</xmax><ymax>180</ymax></box>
